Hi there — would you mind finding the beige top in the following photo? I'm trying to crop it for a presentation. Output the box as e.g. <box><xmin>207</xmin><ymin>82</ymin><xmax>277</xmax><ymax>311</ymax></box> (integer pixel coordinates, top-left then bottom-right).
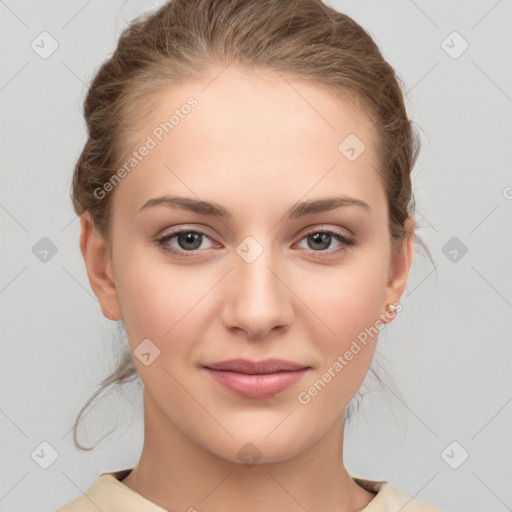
<box><xmin>56</xmin><ymin>468</ymin><xmax>445</xmax><ymax>512</ymax></box>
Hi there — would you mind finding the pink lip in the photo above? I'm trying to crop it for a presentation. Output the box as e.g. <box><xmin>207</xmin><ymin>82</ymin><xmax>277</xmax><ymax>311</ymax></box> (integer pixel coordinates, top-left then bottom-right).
<box><xmin>202</xmin><ymin>358</ymin><xmax>310</xmax><ymax>399</ymax></box>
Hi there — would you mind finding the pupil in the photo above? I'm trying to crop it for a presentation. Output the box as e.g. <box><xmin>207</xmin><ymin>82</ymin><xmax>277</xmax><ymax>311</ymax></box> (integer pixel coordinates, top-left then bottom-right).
<box><xmin>310</xmin><ymin>233</ymin><xmax>330</xmax><ymax>250</ymax></box>
<box><xmin>180</xmin><ymin>232</ymin><xmax>201</xmax><ymax>250</ymax></box>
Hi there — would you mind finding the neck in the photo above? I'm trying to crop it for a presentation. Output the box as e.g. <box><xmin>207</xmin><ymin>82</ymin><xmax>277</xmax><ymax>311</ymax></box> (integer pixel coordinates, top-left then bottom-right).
<box><xmin>121</xmin><ymin>390</ymin><xmax>375</xmax><ymax>512</ymax></box>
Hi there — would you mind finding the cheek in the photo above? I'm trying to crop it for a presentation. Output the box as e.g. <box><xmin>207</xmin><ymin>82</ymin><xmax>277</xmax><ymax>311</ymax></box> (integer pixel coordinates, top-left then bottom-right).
<box><xmin>293</xmin><ymin>248</ymin><xmax>389</xmax><ymax>404</ymax></box>
<box><xmin>113</xmin><ymin>244</ymin><xmax>223</xmax><ymax>384</ymax></box>
<box><xmin>296</xmin><ymin>253</ymin><xmax>389</xmax><ymax>346</ymax></box>
<box><xmin>115</xmin><ymin>236</ymin><xmax>202</xmax><ymax>330</ymax></box>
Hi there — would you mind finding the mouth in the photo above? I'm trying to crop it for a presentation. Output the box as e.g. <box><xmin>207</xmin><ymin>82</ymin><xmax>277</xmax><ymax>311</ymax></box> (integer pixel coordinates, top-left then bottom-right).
<box><xmin>201</xmin><ymin>358</ymin><xmax>310</xmax><ymax>399</ymax></box>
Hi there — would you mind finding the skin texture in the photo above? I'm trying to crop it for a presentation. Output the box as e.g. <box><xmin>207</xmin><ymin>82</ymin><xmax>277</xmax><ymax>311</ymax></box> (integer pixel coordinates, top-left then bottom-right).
<box><xmin>80</xmin><ymin>64</ymin><xmax>415</xmax><ymax>512</ymax></box>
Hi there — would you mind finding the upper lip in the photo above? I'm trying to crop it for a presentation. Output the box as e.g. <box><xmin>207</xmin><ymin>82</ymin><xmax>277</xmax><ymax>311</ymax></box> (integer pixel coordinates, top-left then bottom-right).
<box><xmin>203</xmin><ymin>358</ymin><xmax>309</xmax><ymax>375</ymax></box>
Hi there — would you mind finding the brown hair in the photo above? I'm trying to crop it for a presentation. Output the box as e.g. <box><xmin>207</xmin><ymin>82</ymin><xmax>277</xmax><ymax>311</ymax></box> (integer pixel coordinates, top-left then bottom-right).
<box><xmin>71</xmin><ymin>0</ymin><xmax>432</xmax><ymax>450</ymax></box>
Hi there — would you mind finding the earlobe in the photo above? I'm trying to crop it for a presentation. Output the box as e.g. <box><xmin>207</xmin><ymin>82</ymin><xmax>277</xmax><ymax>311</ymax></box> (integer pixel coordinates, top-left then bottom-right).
<box><xmin>79</xmin><ymin>212</ymin><xmax>123</xmax><ymax>321</ymax></box>
<box><xmin>383</xmin><ymin>218</ymin><xmax>415</xmax><ymax>319</ymax></box>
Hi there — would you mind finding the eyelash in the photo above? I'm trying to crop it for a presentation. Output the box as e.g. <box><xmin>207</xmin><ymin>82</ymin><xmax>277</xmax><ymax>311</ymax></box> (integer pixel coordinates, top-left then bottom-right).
<box><xmin>155</xmin><ymin>228</ymin><xmax>356</xmax><ymax>259</ymax></box>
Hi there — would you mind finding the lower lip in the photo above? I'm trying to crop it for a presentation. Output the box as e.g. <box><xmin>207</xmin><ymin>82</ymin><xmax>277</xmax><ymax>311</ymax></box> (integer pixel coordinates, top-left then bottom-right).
<box><xmin>203</xmin><ymin>368</ymin><xmax>309</xmax><ymax>399</ymax></box>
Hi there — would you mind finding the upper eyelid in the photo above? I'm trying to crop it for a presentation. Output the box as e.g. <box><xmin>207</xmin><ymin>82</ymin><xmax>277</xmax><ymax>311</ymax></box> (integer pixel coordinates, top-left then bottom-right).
<box><xmin>158</xmin><ymin>226</ymin><xmax>219</xmax><ymax>245</ymax></box>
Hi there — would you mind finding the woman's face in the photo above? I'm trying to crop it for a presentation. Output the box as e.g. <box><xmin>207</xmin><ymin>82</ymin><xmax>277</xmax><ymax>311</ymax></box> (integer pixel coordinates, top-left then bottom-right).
<box><xmin>83</xmin><ymin>64</ymin><xmax>413</xmax><ymax>464</ymax></box>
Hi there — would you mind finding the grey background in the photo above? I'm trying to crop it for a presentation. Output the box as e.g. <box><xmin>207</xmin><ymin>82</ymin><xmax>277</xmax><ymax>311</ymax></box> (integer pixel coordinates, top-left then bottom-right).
<box><xmin>1</xmin><ymin>1</ymin><xmax>511</xmax><ymax>511</ymax></box>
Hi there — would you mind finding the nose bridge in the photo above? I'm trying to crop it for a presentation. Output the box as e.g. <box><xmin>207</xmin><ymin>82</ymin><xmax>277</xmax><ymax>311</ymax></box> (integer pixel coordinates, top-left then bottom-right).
<box><xmin>223</xmin><ymin>234</ymin><xmax>294</xmax><ymax>336</ymax></box>
<box><xmin>236</xmin><ymin>234</ymin><xmax>284</xmax><ymax>304</ymax></box>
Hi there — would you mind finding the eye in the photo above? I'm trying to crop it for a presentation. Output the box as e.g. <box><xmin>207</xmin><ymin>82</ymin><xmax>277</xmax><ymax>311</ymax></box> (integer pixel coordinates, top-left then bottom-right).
<box><xmin>155</xmin><ymin>229</ymin><xmax>216</xmax><ymax>256</ymax></box>
<box><xmin>296</xmin><ymin>228</ymin><xmax>356</xmax><ymax>256</ymax></box>
<box><xmin>155</xmin><ymin>227</ymin><xmax>356</xmax><ymax>258</ymax></box>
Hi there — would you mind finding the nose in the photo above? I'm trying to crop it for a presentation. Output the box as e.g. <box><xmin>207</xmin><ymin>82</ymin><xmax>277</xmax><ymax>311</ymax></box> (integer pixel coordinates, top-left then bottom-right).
<box><xmin>219</xmin><ymin>242</ymin><xmax>295</xmax><ymax>341</ymax></box>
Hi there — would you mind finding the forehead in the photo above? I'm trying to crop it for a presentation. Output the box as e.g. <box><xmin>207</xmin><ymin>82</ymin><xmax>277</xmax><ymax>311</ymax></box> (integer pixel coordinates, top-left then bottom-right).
<box><xmin>112</xmin><ymin>65</ymin><xmax>384</xmax><ymax>219</ymax></box>
<box><xmin>139</xmin><ymin>65</ymin><xmax>375</xmax><ymax>148</ymax></box>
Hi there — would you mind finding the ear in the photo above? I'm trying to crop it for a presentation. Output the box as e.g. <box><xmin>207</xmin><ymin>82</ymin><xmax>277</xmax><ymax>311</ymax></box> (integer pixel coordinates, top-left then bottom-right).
<box><xmin>79</xmin><ymin>211</ymin><xmax>123</xmax><ymax>321</ymax></box>
<box><xmin>382</xmin><ymin>217</ymin><xmax>415</xmax><ymax>315</ymax></box>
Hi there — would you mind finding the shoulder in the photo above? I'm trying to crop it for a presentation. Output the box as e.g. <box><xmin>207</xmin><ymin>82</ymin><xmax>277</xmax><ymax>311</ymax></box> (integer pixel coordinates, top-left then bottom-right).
<box><xmin>353</xmin><ymin>476</ymin><xmax>448</xmax><ymax>512</ymax></box>
<box><xmin>55</xmin><ymin>469</ymin><xmax>167</xmax><ymax>512</ymax></box>
<box><xmin>57</xmin><ymin>470</ymin><xmax>449</xmax><ymax>512</ymax></box>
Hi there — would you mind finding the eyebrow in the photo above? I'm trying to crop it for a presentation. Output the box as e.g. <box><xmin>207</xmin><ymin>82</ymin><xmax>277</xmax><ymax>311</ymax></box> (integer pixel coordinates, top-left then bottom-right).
<box><xmin>137</xmin><ymin>194</ymin><xmax>371</xmax><ymax>219</ymax></box>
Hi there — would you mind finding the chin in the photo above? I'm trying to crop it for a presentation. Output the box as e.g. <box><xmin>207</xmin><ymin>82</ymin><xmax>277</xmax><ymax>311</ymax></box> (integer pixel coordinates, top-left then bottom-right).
<box><xmin>199</xmin><ymin>425</ymin><xmax>319</xmax><ymax>467</ymax></box>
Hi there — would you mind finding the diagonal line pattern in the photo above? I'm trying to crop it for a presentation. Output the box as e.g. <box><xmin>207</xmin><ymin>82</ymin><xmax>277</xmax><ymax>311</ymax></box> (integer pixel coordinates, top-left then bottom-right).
<box><xmin>61</xmin><ymin>61</ymin><xmax>87</xmax><ymax>87</ymax></box>
<box><xmin>407</xmin><ymin>0</ymin><xmax>439</xmax><ymax>28</ymax></box>
<box><xmin>61</xmin><ymin>0</ymin><xmax>93</xmax><ymax>30</ymax></box>
<box><xmin>61</xmin><ymin>265</ymin><xmax>112</xmax><ymax>310</ymax></box>
<box><xmin>405</xmin><ymin>265</ymin><xmax>437</xmax><ymax>297</ymax></box>
<box><xmin>471</xmin><ymin>265</ymin><xmax>512</xmax><ymax>308</ymax></box>
<box><xmin>381</xmin><ymin>380</ymin><xmax>439</xmax><ymax>438</ymax></box>
<box><xmin>162</xmin><ymin>267</ymin><xmax>234</xmax><ymax>338</ymax></box>
<box><xmin>162</xmin><ymin>367</ymin><xmax>234</xmax><ymax>437</ymax></box>
<box><xmin>265</xmin><ymin>266</ymin><xmax>336</xmax><ymax>335</ymax></box>
<box><xmin>266</xmin><ymin>164</ymin><xmax>337</xmax><ymax>235</ymax></box>
<box><xmin>397</xmin><ymin>472</ymin><xmax>440</xmax><ymax>512</ymax></box>
<box><xmin>471</xmin><ymin>396</ymin><xmax>512</xmax><ymax>439</ymax></box>
<box><xmin>0</xmin><ymin>0</ymin><xmax>29</xmax><ymax>28</ymax></box>
<box><xmin>0</xmin><ymin>266</ymin><xmax>28</xmax><ymax>296</ymax></box>
<box><xmin>0</xmin><ymin>472</ymin><xmax>29</xmax><ymax>503</ymax></box>
<box><xmin>60</xmin><ymin>471</ymin><xmax>106</xmax><ymax>512</ymax></box>
<box><xmin>0</xmin><ymin>61</ymin><xmax>29</xmax><ymax>92</ymax></box>
<box><xmin>266</xmin><ymin>409</ymin><xmax>294</xmax><ymax>438</ymax></box>
<box><xmin>163</xmin><ymin>162</ymin><xmax>235</xmax><ymax>236</ymax></box>
<box><xmin>60</xmin><ymin>265</ymin><xmax>128</xmax><ymax>326</ymax></box>
<box><xmin>0</xmin><ymin>202</ymin><xmax>29</xmax><ymax>232</ymax></box>
<box><xmin>200</xmin><ymin>470</ymin><xmax>234</xmax><ymax>503</ymax></box>
<box><xmin>270</xmin><ymin>65</ymin><xmax>336</xmax><ymax>131</ymax></box>
<box><xmin>60</xmin><ymin>214</ymin><xmax>78</xmax><ymax>234</ymax></box>
<box><xmin>415</xmin><ymin>208</ymin><xmax>438</xmax><ymax>234</ymax></box>
<box><xmin>60</xmin><ymin>385</ymin><xmax>117</xmax><ymax>440</ymax></box>
<box><xmin>471</xmin><ymin>470</ymin><xmax>511</xmax><ymax>510</ymax></box>
<box><xmin>0</xmin><ymin>408</ymin><xmax>29</xmax><ymax>438</ymax></box>
<box><xmin>471</xmin><ymin>0</ymin><xmax>503</xmax><ymax>30</ymax></box>
<box><xmin>200</xmin><ymin>58</ymin><xmax>236</xmax><ymax>93</ymax></box>
<box><xmin>469</xmin><ymin>205</ymin><xmax>499</xmax><ymax>233</ymax></box>
<box><xmin>266</xmin><ymin>470</ymin><xmax>310</xmax><ymax>511</ymax></box>
<box><xmin>410</xmin><ymin>62</ymin><xmax>439</xmax><ymax>92</ymax></box>
<box><xmin>472</xmin><ymin>61</ymin><xmax>512</xmax><ymax>104</ymax></box>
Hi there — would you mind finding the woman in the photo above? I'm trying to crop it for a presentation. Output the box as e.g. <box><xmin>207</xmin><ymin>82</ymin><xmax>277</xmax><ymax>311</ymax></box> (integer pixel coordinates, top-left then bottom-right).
<box><xmin>57</xmin><ymin>0</ymin><xmax>444</xmax><ymax>510</ymax></box>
